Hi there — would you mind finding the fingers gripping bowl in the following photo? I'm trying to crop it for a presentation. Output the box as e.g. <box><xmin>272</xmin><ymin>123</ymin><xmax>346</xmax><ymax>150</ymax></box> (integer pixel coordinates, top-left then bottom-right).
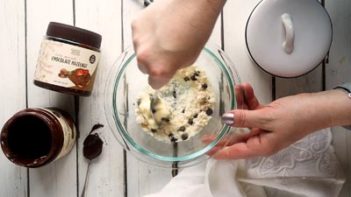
<box><xmin>105</xmin><ymin>45</ymin><xmax>240</xmax><ymax>167</ymax></box>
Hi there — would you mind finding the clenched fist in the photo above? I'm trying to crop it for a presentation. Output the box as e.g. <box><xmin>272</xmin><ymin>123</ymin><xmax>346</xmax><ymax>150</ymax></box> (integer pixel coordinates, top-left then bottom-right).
<box><xmin>132</xmin><ymin>0</ymin><xmax>226</xmax><ymax>89</ymax></box>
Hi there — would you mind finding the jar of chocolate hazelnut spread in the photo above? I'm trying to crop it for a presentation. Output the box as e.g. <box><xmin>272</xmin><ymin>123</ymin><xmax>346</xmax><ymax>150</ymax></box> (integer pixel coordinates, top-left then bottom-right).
<box><xmin>0</xmin><ymin>108</ymin><xmax>76</xmax><ymax>168</ymax></box>
<box><xmin>34</xmin><ymin>22</ymin><xmax>102</xmax><ymax>96</ymax></box>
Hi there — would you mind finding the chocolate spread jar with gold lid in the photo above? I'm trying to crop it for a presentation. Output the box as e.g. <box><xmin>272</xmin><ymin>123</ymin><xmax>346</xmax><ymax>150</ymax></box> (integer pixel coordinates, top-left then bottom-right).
<box><xmin>0</xmin><ymin>108</ymin><xmax>76</xmax><ymax>167</ymax></box>
<box><xmin>34</xmin><ymin>22</ymin><xmax>102</xmax><ymax>96</ymax></box>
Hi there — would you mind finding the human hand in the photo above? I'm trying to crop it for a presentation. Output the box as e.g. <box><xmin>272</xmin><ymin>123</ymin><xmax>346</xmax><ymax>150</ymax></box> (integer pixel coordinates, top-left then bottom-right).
<box><xmin>132</xmin><ymin>0</ymin><xmax>225</xmax><ymax>89</ymax></box>
<box><xmin>208</xmin><ymin>83</ymin><xmax>349</xmax><ymax>160</ymax></box>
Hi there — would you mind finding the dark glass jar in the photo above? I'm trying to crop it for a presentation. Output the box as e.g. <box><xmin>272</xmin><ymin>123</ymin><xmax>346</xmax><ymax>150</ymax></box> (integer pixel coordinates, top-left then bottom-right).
<box><xmin>34</xmin><ymin>22</ymin><xmax>102</xmax><ymax>96</ymax></box>
<box><xmin>0</xmin><ymin>108</ymin><xmax>76</xmax><ymax>168</ymax></box>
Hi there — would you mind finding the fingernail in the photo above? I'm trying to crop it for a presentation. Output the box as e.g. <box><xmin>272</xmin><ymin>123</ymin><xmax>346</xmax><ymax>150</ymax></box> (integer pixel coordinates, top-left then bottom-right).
<box><xmin>222</xmin><ymin>113</ymin><xmax>234</xmax><ymax>126</ymax></box>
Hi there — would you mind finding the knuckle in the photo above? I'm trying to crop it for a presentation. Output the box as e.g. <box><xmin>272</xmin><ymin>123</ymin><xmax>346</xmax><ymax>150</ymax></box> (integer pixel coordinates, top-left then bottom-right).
<box><xmin>135</xmin><ymin>49</ymin><xmax>173</xmax><ymax>77</ymax></box>
<box><xmin>148</xmin><ymin>65</ymin><xmax>168</xmax><ymax>77</ymax></box>
<box><xmin>132</xmin><ymin>33</ymin><xmax>139</xmax><ymax>43</ymax></box>
<box><xmin>131</xmin><ymin>17</ymin><xmax>140</xmax><ymax>30</ymax></box>
<box><xmin>257</xmin><ymin>109</ymin><xmax>276</xmax><ymax>130</ymax></box>
<box><xmin>221</xmin><ymin>148</ymin><xmax>233</xmax><ymax>159</ymax></box>
<box><xmin>131</xmin><ymin>20</ymin><xmax>137</xmax><ymax>30</ymax></box>
<box><xmin>136</xmin><ymin>48</ymin><xmax>149</xmax><ymax>64</ymax></box>
<box><xmin>235</xmin><ymin>111</ymin><xmax>247</xmax><ymax>127</ymax></box>
<box><xmin>150</xmin><ymin>64</ymin><xmax>175</xmax><ymax>78</ymax></box>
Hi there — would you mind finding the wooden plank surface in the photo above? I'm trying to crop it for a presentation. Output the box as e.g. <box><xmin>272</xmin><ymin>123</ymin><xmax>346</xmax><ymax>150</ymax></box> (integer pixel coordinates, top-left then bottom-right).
<box><xmin>0</xmin><ymin>0</ymin><xmax>350</xmax><ymax>196</ymax></box>
<box><xmin>0</xmin><ymin>0</ymin><xmax>27</xmax><ymax>196</ymax></box>
<box><xmin>122</xmin><ymin>1</ymin><xmax>172</xmax><ymax>196</ymax></box>
<box><xmin>74</xmin><ymin>0</ymin><xmax>125</xmax><ymax>196</ymax></box>
<box><xmin>223</xmin><ymin>0</ymin><xmax>272</xmax><ymax>103</ymax></box>
<box><xmin>121</xmin><ymin>1</ymin><xmax>180</xmax><ymax>196</ymax></box>
<box><xmin>325</xmin><ymin>0</ymin><xmax>351</xmax><ymax>196</ymax></box>
<box><xmin>122</xmin><ymin>1</ymin><xmax>223</xmax><ymax>196</ymax></box>
<box><xmin>271</xmin><ymin>1</ymin><xmax>325</xmax><ymax>195</ymax></box>
<box><xmin>25</xmin><ymin>0</ymin><xmax>77</xmax><ymax>196</ymax></box>
<box><xmin>275</xmin><ymin>0</ymin><xmax>324</xmax><ymax>97</ymax></box>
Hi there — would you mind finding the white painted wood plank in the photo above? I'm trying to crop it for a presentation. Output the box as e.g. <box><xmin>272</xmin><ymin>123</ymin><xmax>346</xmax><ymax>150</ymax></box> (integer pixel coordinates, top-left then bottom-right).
<box><xmin>122</xmin><ymin>0</ymin><xmax>142</xmax><ymax>49</ymax></box>
<box><xmin>275</xmin><ymin>0</ymin><xmax>324</xmax><ymax>98</ymax></box>
<box><xmin>26</xmin><ymin>0</ymin><xmax>77</xmax><ymax>196</ymax></box>
<box><xmin>325</xmin><ymin>0</ymin><xmax>351</xmax><ymax>196</ymax></box>
<box><xmin>123</xmin><ymin>1</ymin><xmax>223</xmax><ymax>196</ymax></box>
<box><xmin>274</xmin><ymin>69</ymin><xmax>322</xmax><ymax>197</ymax></box>
<box><xmin>275</xmin><ymin>67</ymin><xmax>323</xmax><ymax>97</ymax></box>
<box><xmin>0</xmin><ymin>0</ymin><xmax>27</xmax><ymax>196</ymax></box>
<box><xmin>272</xmin><ymin>18</ymin><xmax>324</xmax><ymax>197</ymax></box>
<box><xmin>122</xmin><ymin>1</ymin><xmax>173</xmax><ymax>196</ymax></box>
<box><xmin>74</xmin><ymin>1</ymin><xmax>125</xmax><ymax>196</ymax></box>
<box><xmin>223</xmin><ymin>0</ymin><xmax>272</xmax><ymax>103</ymax></box>
<box><xmin>224</xmin><ymin>1</ymin><xmax>272</xmax><ymax>196</ymax></box>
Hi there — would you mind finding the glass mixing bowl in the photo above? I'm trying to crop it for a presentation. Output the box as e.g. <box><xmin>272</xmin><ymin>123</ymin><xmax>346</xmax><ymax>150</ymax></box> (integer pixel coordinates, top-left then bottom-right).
<box><xmin>105</xmin><ymin>44</ymin><xmax>240</xmax><ymax>168</ymax></box>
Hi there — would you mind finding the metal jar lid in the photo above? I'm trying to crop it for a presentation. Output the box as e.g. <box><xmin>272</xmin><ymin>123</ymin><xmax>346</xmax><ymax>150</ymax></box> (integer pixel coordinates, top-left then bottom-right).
<box><xmin>245</xmin><ymin>0</ymin><xmax>332</xmax><ymax>77</ymax></box>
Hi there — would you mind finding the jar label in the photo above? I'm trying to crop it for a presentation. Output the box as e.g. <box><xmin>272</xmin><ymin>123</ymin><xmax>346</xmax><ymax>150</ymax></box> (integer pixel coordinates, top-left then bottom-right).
<box><xmin>34</xmin><ymin>39</ymin><xmax>101</xmax><ymax>91</ymax></box>
<box><xmin>44</xmin><ymin>108</ymin><xmax>76</xmax><ymax>160</ymax></box>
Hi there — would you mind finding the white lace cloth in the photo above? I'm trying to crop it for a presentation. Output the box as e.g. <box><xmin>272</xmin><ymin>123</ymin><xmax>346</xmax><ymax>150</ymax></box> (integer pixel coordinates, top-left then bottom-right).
<box><xmin>145</xmin><ymin>128</ymin><xmax>345</xmax><ymax>197</ymax></box>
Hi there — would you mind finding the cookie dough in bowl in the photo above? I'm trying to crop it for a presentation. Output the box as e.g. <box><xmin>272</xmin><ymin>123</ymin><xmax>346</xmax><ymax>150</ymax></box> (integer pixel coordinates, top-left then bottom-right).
<box><xmin>136</xmin><ymin>66</ymin><xmax>215</xmax><ymax>143</ymax></box>
<box><xmin>105</xmin><ymin>45</ymin><xmax>239</xmax><ymax>167</ymax></box>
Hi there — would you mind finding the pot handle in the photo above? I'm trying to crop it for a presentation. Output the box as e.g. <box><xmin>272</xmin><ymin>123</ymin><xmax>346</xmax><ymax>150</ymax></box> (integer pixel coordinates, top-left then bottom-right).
<box><xmin>281</xmin><ymin>13</ymin><xmax>294</xmax><ymax>54</ymax></box>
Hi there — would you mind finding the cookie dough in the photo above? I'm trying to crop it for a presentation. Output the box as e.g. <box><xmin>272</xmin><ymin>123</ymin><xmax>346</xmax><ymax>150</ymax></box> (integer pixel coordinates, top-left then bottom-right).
<box><xmin>135</xmin><ymin>66</ymin><xmax>215</xmax><ymax>143</ymax></box>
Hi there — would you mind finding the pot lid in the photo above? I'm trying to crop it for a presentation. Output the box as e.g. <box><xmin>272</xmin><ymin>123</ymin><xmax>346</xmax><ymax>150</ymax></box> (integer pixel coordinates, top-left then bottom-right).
<box><xmin>245</xmin><ymin>0</ymin><xmax>332</xmax><ymax>77</ymax></box>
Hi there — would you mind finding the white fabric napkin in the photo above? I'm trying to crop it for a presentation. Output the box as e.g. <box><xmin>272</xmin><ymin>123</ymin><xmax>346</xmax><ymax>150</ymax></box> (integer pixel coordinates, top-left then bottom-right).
<box><xmin>145</xmin><ymin>128</ymin><xmax>345</xmax><ymax>197</ymax></box>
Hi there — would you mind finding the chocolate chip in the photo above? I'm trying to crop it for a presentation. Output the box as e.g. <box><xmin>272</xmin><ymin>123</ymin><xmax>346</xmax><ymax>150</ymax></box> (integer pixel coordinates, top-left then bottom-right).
<box><xmin>168</xmin><ymin>133</ymin><xmax>177</xmax><ymax>142</ymax></box>
<box><xmin>194</xmin><ymin>71</ymin><xmax>200</xmax><ymax>76</ymax></box>
<box><xmin>191</xmin><ymin>75</ymin><xmax>197</xmax><ymax>81</ymax></box>
<box><xmin>181</xmin><ymin>109</ymin><xmax>185</xmax><ymax>113</ymax></box>
<box><xmin>206</xmin><ymin>108</ymin><xmax>213</xmax><ymax>116</ymax></box>
<box><xmin>181</xmin><ymin>133</ymin><xmax>188</xmax><ymax>140</ymax></box>
<box><xmin>151</xmin><ymin>109</ymin><xmax>156</xmax><ymax>114</ymax></box>
<box><xmin>173</xmin><ymin>90</ymin><xmax>177</xmax><ymax>98</ymax></box>
<box><xmin>151</xmin><ymin>129</ymin><xmax>157</xmax><ymax>133</ymax></box>
<box><xmin>184</xmin><ymin>76</ymin><xmax>190</xmax><ymax>81</ymax></box>
<box><xmin>193</xmin><ymin>113</ymin><xmax>198</xmax><ymax>118</ymax></box>
<box><xmin>170</xmin><ymin>136</ymin><xmax>177</xmax><ymax>142</ymax></box>
<box><xmin>188</xmin><ymin>118</ymin><xmax>194</xmax><ymax>125</ymax></box>
<box><xmin>137</xmin><ymin>99</ymin><xmax>141</xmax><ymax>106</ymax></box>
<box><xmin>201</xmin><ymin>83</ymin><xmax>208</xmax><ymax>90</ymax></box>
<box><xmin>178</xmin><ymin>126</ymin><xmax>186</xmax><ymax>132</ymax></box>
<box><xmin>161</xmin><ymin>117</ymin><xmax>170</xmax><ymax>122</ymax></box>
<box><xmin>144</xmin><ymin>0</ymin><xmax>150</xmax><ymax>6</ymax></box>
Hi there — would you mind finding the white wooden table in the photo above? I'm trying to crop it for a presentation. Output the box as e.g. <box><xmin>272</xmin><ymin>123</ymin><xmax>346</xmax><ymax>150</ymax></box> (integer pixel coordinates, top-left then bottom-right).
<box><xmin>0</xmin><ymin>0</ymin><xmax>350</xmax><ymax>196</ymax></box>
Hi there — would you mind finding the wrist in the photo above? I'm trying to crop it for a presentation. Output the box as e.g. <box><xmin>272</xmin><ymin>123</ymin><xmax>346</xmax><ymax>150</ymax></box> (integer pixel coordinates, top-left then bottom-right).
<box><xmin>292</xmin><ymin>93</ymin><xmax>332</xmax><ymax>134</ymax></box>
<box><xmin>155</xmin><ymin>0</ymin><xmax>224</xmax><ymax>49</ymax></box>
<box><xmin>310</xmin><ymin>90</ymin><xmax>351</xmax><ymax>128</ymax></box>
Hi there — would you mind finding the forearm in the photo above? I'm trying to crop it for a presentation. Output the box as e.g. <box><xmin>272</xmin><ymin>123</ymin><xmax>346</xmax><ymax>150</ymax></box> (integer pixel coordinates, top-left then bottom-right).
<box><xmin>308</xmin><ymin>90</ymin><xmax>351</xmax><ymax>129</ymax></box>
<box><xmin>157</xmin><ymin>0</ymin><xmax>225</xmax><ymax>48</ymax></box>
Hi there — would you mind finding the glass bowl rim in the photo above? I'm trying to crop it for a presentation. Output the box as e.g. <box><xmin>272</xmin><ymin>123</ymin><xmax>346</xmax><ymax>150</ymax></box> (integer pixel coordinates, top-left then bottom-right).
<box><xmin>108</xmin><ymin>46</ymin><xmax>237</xmax><ymax>162</ymax></box>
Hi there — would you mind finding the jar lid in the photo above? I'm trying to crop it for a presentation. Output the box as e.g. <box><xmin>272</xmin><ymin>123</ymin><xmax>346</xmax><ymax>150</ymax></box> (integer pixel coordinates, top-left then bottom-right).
<box><xmin>245</xmin><ymin>0</ymin><xmax>332</xmax><ymax>77</ymax></box>
<box><xmin>46</xmin><ymin>22</ymin><xmax>102</xmax><ymax>49</ymax></box>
